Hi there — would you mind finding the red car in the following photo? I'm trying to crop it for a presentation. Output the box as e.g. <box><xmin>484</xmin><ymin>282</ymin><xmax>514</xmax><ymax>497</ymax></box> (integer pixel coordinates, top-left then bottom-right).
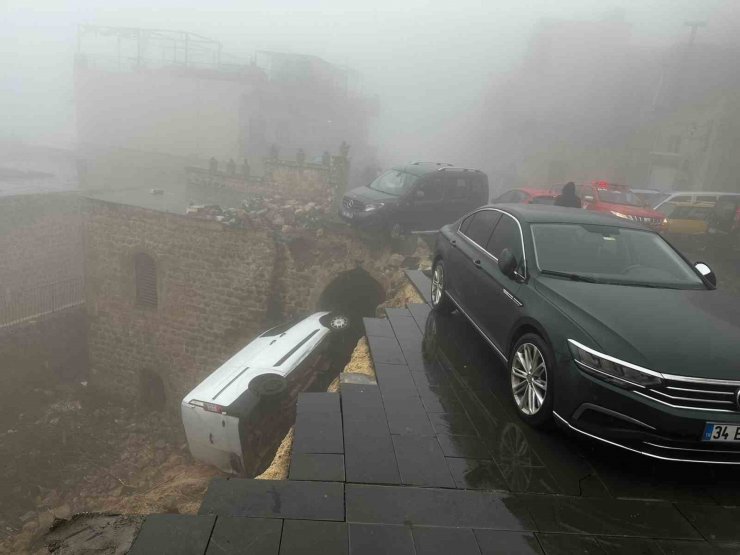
<box><xmin>581</xmin><ymin>181</ymin><xmax>665</xmax><ymax>230</ymax></box>
<box><xmin>493</xmin><ymin>188</ymin><xmax>558</xmax><ymax>205</ymax></box>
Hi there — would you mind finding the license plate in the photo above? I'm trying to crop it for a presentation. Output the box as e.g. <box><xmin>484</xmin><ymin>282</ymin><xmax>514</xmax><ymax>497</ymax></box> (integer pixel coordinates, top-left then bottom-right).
<box><xmin>703</xmin><ymin>423</ymin><xmax>740</xmax><ymax>442</ymax></box>
<box><xmin>341</xmin><ymin>208</ymin><xmax>353</xmax><ymax>219</ymax></box>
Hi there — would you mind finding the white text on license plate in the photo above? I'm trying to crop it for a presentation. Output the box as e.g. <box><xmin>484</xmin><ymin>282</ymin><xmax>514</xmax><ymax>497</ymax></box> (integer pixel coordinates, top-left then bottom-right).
<box><xmin>703</xmin><ymin>423</ymin><xmax>740</xmax><ymax>442</ymax></box>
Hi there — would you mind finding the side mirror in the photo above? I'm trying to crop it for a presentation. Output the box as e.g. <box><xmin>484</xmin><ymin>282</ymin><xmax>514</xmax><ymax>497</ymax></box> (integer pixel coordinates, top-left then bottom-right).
<box><xmin>498</xmin><ymin>248</ymin><xmax>518</xmax><ymax>279</ymax></box>
<box><xmin>694</xmin><ymin>262</ymin><xmax>717</xmax><ymax>287</ymax></box>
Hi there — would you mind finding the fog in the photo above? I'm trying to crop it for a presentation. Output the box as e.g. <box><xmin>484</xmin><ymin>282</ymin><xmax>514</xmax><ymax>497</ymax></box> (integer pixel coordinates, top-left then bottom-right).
<box><xmin>3</xmin><ymin>0</ymin><xmax>740</xmax><ymax>172</ymax></box>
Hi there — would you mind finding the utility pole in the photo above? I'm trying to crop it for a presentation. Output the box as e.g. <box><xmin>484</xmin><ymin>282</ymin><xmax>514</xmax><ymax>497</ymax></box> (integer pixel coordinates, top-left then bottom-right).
<box><xmin>684</xmin><ymin>21</ymin><xmax>706</xmax><ymax>48</ymax></box>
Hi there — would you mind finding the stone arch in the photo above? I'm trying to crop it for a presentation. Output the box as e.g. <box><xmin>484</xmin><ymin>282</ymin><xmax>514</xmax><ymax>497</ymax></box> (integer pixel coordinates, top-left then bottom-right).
<box><xmin>316</xmin><ymin>267</ymin><xmax>385</xmax><ymax>323</ymax></box>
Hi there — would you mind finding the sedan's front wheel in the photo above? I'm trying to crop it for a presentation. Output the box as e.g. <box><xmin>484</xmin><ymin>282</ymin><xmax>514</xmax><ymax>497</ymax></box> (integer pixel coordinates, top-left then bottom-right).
<box><xmin>431</xmin><ymin>260</ymin><xmax>454</xmax><ymax>313</ymax></box>
<box><xmin>509</xmin><ymin>334</ymin><xmax>554</xmax><ymax>427</ymax></box>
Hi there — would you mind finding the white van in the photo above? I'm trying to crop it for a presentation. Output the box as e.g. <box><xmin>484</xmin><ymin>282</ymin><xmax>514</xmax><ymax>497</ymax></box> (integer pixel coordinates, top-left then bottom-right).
<box><xmin>181</xmin><ymin>312</ymin><xmax>349</xmax><ymax>474</ymax></box>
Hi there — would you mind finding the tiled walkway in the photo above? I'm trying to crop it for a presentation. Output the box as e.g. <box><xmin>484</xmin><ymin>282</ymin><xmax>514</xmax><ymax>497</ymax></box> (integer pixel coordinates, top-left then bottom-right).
<box><xmin>129</xmin><ymin>273</ymin><xmax>740</xmax><ymax>554</ymax></box>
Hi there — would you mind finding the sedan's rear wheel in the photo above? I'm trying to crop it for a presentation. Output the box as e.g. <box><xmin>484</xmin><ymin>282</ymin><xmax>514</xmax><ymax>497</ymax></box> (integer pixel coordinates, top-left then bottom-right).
<box><xmin>509</xmin><ymin>334</ymin><xmax>554</xmax><ymax>427</ymax></box>
<box><xmin>431</xmin><ymin>260</ymin><xmax>454</xmax><ymax>313</ymax></box>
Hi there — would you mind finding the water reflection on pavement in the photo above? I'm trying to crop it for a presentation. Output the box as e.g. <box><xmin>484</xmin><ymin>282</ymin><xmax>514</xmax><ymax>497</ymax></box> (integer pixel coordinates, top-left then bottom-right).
<box><xmin>420</xmin><ymin>307</ymin><xmax>740</xmax><ymax>504</ymax></box>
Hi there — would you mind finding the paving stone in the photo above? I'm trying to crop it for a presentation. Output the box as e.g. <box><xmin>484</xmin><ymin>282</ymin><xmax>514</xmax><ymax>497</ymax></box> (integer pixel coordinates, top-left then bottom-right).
<box><xmin>362</xmin><ymin>317</ymin><xmax>395</xmax><ymax>338</ymax></box>
<box><xmin>536</xmin><ymin>533</ymin><xmax>605</xmax><ymax>554</ymax></box>
<box><xmin>366</xmin><ymin>335</ymin><xmax>406</xmax><ymax>365</ymax></box>
<box><xmin>289</xmin><ymin>453</ymin><xmax>345</xmax><ymax>482</ymax></box>
<box><xmin>339</xmin><ymin>372</ymin><xmax>376</xmax><ymax>385</ymax></box>
<box><xmin>343</xmin><ymin>417</ymin><xmax>400</xmax><ymax>485</ymax></box>
<box><xmin>296</xmin><ymin>392</ymin><xmax>340</xmax><ymax>415</ymax></box>
<box><xmin>199</xmin><ymin>479</ymin><xmax>344</xmax><ymax>521</ymax></box>
<box><xmin>655</xmin><ymin>540</ymin><xmax>737</xmax><ymax>554</ymax></box>
<box><xmin>345</xmin><ymin>483</ymin><xmax>535</xmax><ymax>530</ymax></box>
<box><xmin>407</xmin><ymin>301</ymin><xmax>432</xmax><ymax>326</ymax></box>
<box><xmin>436</xmin><ymin>433</ymin><xmax>492</xmax><ymax>460</ymax></box>
<box><xmin>279</xmin><ymin>520</ymin><xmax>348</xmax><ymax>555</ymax></box>
<box><xmin>676</xmin><ymin>504</ymin><xmax>740</xmax><ymax>542</ymax></box>
<box><xmin>206</xmin><ymin>517</ymin><xmax>282</xmax><ymax>555</ymax></box>
<box><xmin>348</xmin><ymin>523</ymin><xmax>414</xmax><ymax>555</ymax></box>
<box><xmin>392</xmin><ymin>434</ymin><xmax>455</xmax><ymax>488</ymax></box>
<box><xmin>595</xmin><ymin>536</ymin><xmax>663</xmax><ymax>555</ymax></box>
<box><xmin>417</xmin><ymin>385</ymin><xmax>464</xmax><ymax>413</ymax></box>
<box><xmin>412</xmin><ymin>526</ymin><xmax>480</xmax><ymax>555</ymax></box>
<box><xmin>428</xmin><ymin>411</ymin><xmax>479</xmax><ymax>436</ymax></box>
<box><xmin>385</xmin><ymin>307</ymin><xmax>413</xmax><ymax>319</ymax></box>
<box><xmin>404</xmin><ymin>270</ymin><xmax>434</xmax><ymax>304</ymax></box>
<box><xmin>524</xmin><ymin>495</ymin><xmax>700</xmax><ymax>539</ymax></box>
<box><xmin>384</xmin><ymin>396</ymin><xmax>434</xmax><ymax>436</ymax></box>
<box><xmin>388</xmin><ymin>316</ymin><xmax>423</xmax><ymax>340</ymax></box>
<box><xmin>292</xmin><ymin>410</ymin><xmax>343</xmax><ymax>454</ymax></box>
<box><xmin>341</xmin><ymin>383</ymin><xmax>385</xmax><ymax>413</ymax></box>
<box><xmin>447</xmin><ymin>457</ymin><xmax>508</xmax><ymax>491</ymax></box>
<box><xmin>473</xmin><ymin>529</ymin><xmax>543</xmax><ymax>554</ymax></box>
<box><xmin>374</xmin><ymin>363</ymin><xmax>418</xmax><ymax>400</ymax></box>
<box><xmin>129</xmin><ymin>514</ymin><xmax>215</xmax><ymax>555</ymax></box>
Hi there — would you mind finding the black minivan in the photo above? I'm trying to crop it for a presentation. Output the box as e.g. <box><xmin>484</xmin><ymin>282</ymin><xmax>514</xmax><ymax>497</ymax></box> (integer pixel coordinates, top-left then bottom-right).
<box><xmin>339</xmin><ymin>162</ymin><xmax>489</xmax><ymax>238</ymax></box>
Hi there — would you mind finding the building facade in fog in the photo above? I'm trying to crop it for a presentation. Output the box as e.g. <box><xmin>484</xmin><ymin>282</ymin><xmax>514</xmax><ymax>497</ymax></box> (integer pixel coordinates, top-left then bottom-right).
<box><xmin>478</xmin><ymin>15</ymin><xmax>740</xmax><ymax>193</ymax></box>
<box><xmin>74</xmin><ymin>26</ymin><xmax>377</xmax><ymax>176</ymax></box>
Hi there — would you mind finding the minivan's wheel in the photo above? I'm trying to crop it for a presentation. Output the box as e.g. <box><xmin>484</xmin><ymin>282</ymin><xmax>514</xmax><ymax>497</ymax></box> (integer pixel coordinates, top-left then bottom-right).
<box><xmin>390</xmin><ymin>222</ymin><xmax>404</xmax><ymax>239</ymax></box>
<box><xmin>509</xmin><ymin>334</ymin><xmax>554</xmax><ymax>427</ymax></box>
<box><xmin>328</xmin><ymin>313</ymin><xmax>350</xmax><ymax>332</ymax></box>
<box><xmin>249</xmin><ymin>373</ymin><xmax>288</xmax><ymax>397</ymax></box>
<box><xmin>431</xmin><ymin>260</ymin><xmax>454</xmax><ymax>313</ymax></box>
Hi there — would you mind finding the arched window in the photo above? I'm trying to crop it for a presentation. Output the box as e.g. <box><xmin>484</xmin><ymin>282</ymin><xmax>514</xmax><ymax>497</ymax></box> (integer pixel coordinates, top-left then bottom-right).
<box><xmin>134</xmin><ymin>253</ymin><xmax>158</xmax><ymax>307</ymax></box>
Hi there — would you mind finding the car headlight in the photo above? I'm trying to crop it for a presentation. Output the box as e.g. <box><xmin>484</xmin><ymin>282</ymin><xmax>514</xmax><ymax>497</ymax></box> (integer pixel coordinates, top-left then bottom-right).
<box><xmin>364</xmin><ymin>202</ymin><xmax>385</xmax><ymax>212</ymax></box>
<box><xmin>568</xmin><ymin>339</ymin><xmax>663</xmax><ymax>388</ymax></box>
<box><xmin>610</xmin><ymin>211</ymin><xmax>630</xmax><ymax>219</ymax></box>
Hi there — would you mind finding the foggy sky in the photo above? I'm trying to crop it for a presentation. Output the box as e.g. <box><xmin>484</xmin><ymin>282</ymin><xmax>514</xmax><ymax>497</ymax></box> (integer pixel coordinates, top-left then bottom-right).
<box><xmin>3</xmin><ymin>0</ymin><xmax>738</xmax><ymax>165</ymax></box>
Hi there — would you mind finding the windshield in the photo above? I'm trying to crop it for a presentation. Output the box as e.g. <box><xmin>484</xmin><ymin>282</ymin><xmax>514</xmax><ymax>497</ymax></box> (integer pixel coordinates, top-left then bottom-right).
<box><xmin>532</xmin><ymin>223</ymin><xmax>705</xmax><ymax>289</ymax></box>
<box><xmin>596</xmin><ymin>189</ymin><xmax>644</xmax><ymax>207</ymax></box>
<box><xmin>367</xmin><ymin>169</ymin><xmax>418</xmax><ymax>196</ymax></box>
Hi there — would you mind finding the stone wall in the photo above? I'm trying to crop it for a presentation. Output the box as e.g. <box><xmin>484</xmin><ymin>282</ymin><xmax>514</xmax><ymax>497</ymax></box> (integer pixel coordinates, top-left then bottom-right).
<box><xmin>84</xmin><ymin>199</ymin><xmax>277</xmax><ymax>408</ymax></box>
<box><xmin>0</xmin><ymin>192</ymin><xmax>84</xmax><ymax>298</ymax></box>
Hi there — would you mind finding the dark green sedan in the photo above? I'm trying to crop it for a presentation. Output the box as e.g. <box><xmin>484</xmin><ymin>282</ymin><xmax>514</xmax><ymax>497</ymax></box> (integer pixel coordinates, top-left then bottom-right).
<box><xmin>431</xmin><ymin>204</ymin><xmax>740</xmax><ymax>463</ymax></box>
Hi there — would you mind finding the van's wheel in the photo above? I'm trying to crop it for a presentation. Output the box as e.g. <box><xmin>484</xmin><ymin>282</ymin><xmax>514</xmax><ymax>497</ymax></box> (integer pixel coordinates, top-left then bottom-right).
<box><xmin>328</xmin><ymin>313</ymin><xmax>350</xmax><ymax>332</ymax></box>
<box><xmin>431</xmin><ymin>260</ymin><xmax>454</xmax><ymax>313</ymax></box>
<box><xmin>509</xmin><ymin>334</ymin><xmax>554</xmax><ymax>428</ymax></box>
<box><xmin>249</xmin><ymin>374</ymin><xmax>288</xmax><ymax>397</ymax></box>
<box><xmin>390</xmin><ymin>222</ymin><xmax>404</xmax><ymax>240</ymax></box>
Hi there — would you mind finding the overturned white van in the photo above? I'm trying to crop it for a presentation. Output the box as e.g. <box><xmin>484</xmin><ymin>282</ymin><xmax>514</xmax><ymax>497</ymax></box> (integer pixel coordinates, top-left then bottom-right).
<box><xmin>181</xmin><ymin>312</ymin><xmax>349</xmax><ymax>474</ymax></box>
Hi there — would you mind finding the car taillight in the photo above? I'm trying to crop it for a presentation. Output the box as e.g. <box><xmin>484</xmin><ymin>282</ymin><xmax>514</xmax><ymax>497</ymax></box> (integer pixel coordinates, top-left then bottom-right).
<box><xmin>189</xmin><ymin>399</ymin><xmax>225</xmax><ymax>413</ymax></box>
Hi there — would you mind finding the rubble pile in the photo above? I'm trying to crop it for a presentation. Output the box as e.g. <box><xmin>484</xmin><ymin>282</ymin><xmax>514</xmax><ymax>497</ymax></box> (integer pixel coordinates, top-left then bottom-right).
<box><xmin>185</xmin><ymin>192</ymin><xmax>334</xmax><ymax>232</ymax></box>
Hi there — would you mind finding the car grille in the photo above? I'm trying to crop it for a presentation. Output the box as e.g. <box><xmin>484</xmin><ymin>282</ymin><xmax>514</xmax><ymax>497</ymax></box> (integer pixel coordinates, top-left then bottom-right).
<box><xmin>342</xmin><ymin>197</ymin><xmax>364</xmax><ymax>211</ymax></box>
<box><xmin>637</xmin><ymin>376</ymin><xmax>740</xmax><ymax>413</ymax></box>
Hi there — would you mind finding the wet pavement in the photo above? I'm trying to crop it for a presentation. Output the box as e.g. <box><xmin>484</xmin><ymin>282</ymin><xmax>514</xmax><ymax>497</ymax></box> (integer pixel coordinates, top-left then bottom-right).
<box><xmin>129</xmin><ymin>272</ymin><xmax>740</xmax><ymax>554</ymax></box>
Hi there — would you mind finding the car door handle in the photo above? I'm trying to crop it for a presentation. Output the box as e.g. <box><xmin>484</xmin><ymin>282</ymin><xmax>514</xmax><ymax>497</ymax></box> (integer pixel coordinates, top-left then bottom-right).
<box><xmin>474</xmin><ymin>259</ymin><xmax>482</xmax><ymax>268</ymax></box>
<box><xmin>450</xmin><ymin>239</ymin><xmax>457</xmax><ymax>248</ymax></box>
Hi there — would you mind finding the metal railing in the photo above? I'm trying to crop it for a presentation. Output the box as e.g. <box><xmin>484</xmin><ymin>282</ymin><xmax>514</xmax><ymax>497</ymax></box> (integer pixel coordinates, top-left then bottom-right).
<box><xmin>0</xmin><ymin>278</ymin><xmax>85</xmax><ymax>329</ymax></box>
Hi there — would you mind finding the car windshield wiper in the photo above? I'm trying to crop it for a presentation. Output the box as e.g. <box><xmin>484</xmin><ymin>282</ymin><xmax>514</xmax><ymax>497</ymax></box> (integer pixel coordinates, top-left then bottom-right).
<box><xmin>540</xmin><ymin>270</ymin><xmax>600</xmax><ymax>283</ymax></box>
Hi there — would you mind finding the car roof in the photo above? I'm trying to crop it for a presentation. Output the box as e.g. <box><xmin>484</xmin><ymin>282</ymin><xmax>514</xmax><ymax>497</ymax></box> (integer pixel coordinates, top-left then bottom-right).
<box><xmin>667</xmin><ymin>201</ymin><xmax>716</xmax><ymax>208</ymax></box>
<box><xmin>483</xmin><ymin>204</ymin><xmax>648</xmax><ymax>229</ymax></box>
<box><xmin>393</xmin><ymin>162</ymin><xmax>485</xmax><ymax>177</ymax></box>
<box><xmin>518</xmin><ymin>188</ymin><xmax>557</xmax><ymax>196</ymax></box>
<box><xmin>665</xmin><ymin>191</ymin><xmax>740</xmax><ymax>197</ymax></box>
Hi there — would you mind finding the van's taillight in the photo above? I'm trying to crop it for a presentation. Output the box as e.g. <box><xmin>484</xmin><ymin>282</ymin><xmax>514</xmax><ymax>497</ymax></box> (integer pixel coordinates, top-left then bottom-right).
<box><xmin>189</xmin><ymin>399</ymin><xmax>225</xmax><ymax>413</ymax></box>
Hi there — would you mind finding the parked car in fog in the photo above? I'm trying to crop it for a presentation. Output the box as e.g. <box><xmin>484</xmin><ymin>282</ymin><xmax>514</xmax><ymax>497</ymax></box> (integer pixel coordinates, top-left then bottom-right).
<box><xmin>493</xmin><ymin>188</ymin><xmax>557</xmax><ymax>205</ymax></box>
<box><xmin>580</xmin><ymin>181</ymin><xmax>665</xmax><ymax>230</ymax></box>
<box><xmin>660</xmin><ymin>201</ymin><xmax>714</xmax><ymax>236</ymax></box>
<box><xmin>339</xmin><ymin>162</ymin><xmax>488</xmax><ymax>238</ymax></box>
<box><xmin>632</xmin><ymin>188</ymin><xmax>669</xmax><ymax>208</ymax></box>
<box><xmin>181</xmin><ymin>312</ymin><xmax>349</xmax><ymax>474</ymax></box>
<box><xmin>654</xmin><ymin>191</ymin><xmax>740</xmax><ymax>213</ymax></box>
<box><xmin>431</xmin><ymin>204</ymin><xmax>740</xmax><ymax>463</ymax></box>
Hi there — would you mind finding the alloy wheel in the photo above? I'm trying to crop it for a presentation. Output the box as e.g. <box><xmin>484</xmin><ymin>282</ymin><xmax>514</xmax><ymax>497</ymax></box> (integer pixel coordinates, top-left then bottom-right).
<box><xmin>511</xmin><ymin>343</ymin><xmax>548</xmax><ymax>416</ymax></box>
<box><xmin>431</xmin><ymin>264</ymin><xmax>444</xmax><ymax>306</ymax></box>
<box><xmin>330</xmin><ymin>315</ymin><xmax>350</xmax><ymax>331</ymax></box>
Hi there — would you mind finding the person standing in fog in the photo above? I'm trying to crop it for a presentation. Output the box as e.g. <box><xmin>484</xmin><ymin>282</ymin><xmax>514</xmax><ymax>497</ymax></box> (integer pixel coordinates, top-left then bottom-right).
<box><xmin>555</xmin><ymin>182</ymin><xmax>581</xmax><ymax>208</ymax></box>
